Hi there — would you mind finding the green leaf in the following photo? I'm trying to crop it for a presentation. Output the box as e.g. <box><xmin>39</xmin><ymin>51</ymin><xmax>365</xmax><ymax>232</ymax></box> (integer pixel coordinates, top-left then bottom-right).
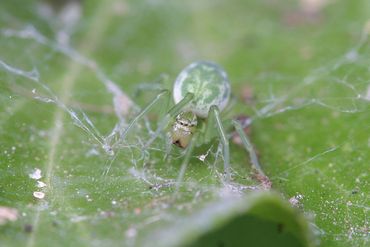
<box><xmin>0</xmin><ymin>0</ymin><xmax>369</xmax><ymax>246</ymax></box>
<box><xmin>144</xmin><ymin>192</ymin><xmax>313</xmax><ymax>247</ymax></box>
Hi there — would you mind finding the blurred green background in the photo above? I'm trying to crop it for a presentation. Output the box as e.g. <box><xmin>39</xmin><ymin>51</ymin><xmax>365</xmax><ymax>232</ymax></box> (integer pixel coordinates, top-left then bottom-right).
<box><xmin>0</xmin><ymin>0</ymin><xmax>369</xmax><ymax>246</ymax></box>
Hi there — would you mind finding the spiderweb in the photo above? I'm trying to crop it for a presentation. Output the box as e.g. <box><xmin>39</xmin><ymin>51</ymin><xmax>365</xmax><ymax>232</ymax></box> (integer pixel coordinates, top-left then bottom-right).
<box><xmin>0</xmin><ymin>1</ymin><xmax>369</xmax><ymax>246</ymax></box>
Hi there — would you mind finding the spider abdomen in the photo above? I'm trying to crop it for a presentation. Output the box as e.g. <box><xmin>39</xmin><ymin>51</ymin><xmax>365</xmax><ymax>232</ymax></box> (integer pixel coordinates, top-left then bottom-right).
<box><xmin>173</xmin><ymin>61</ymin><xmax>230</xmax><ymax>118</ymax></box>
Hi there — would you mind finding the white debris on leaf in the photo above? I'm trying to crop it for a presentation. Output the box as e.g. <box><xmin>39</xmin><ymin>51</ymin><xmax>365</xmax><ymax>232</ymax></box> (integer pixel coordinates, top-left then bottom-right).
<box><xmin>102</xmin><ymin>144</ymin><xmax>114</xmax><ymax>156</ymax></box>
<box><xmin>36</xmin><ymin>181</ymin><xmax>46</xmax><ymax>188</ymax></box>
<box><xmin>125</xmin><ymin>227</ymin><xmax>137</xmax><ymax>238</ymax></box>
<box><xmin>198</xmin><ymin>154</ymin><xmax>206</xmax><ymax>162</ymax></box>
<box><xmin>289</xmin><ymin>194</ymin><xmax>304</xmax><ymax>207</ymax></box>
<box><xmin>0</xmin><ymin>206</ymin><xmax>18</xmax><ymax>225</ymax></box>
<box><xmin>197</xmin><ymin>147</ymin><xmax>212</xmax><ymax>162</ymax></box>
<box><xmin>85</xmin><ymin>195</ymin><xmax>92</xmax><ymax>202</ymax></box>
<box><xmin>33</xmin><ymin>191</ymin><xmax>45</xmax><ymax>199</ymax></box>
<box><xmin>85</xmin><ymin>148</ymin><xmax>100</xmax><ymax>157</ymax></box>
<box><xmin>29</xmin><ymin>168</ymin><xmax>42</xmax><ymax>180</ymax></box>
<box><xmin>29</xmin><ymin>169</ymin><xmax>47</xmax><ymax>198</ymax></box>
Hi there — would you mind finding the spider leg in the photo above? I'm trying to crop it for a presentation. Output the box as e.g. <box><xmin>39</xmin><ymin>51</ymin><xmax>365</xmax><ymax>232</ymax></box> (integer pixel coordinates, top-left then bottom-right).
<box><xmin>133</xmin><ymin>74</ymin><xmax>168</xmax><ymax>97</ymax></box>
<box><xmin>204</xmin><ymin>109</ymin><xmax>215</xmax><ymax>144</ymax></box>
<box><xmin>232</xmin><ymin>120</ymin><xmax>265</xmax><ymax>176</ymax></box>
<box><xmin>174</xmin><ymin>132</ymin><xmax>198</xmax><ymax>194</ymax></box>
<box><xmin>209</xmin><ymin>105</ymin><xmax>231</xmax><ymax>181</ymax></box>
<box><xmin>144</xmin><ymin>92</ymin><xmax>194</xmax><ymax>148</ymax></box>
<box><xmin>116</xmin><ymin>90</ymin><xmax>170</xmax><ymax>146</ymax></box>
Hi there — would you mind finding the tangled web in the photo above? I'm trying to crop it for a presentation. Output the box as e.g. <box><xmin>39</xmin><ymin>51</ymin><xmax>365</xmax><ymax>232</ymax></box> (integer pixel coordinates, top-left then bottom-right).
<box><xmin>0</xmin><ymin>1</ymin><xmax>369</xmax><ymax>246</ymax></box>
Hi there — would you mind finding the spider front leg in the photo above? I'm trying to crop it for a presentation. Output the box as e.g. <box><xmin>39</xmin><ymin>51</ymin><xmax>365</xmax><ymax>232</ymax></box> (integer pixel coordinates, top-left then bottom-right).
<box><xmin>209</xmin><ymin>105</ymin><xmax>231</xmax><ymax>182</ymax></box>
<box><xmin>174</xmin><ymin>132</ymin><xmax>199</xmax><ymax>193</ymax></box>
<box><xmin>133</xmin><ymin>74</ymin><xmax>169</xmax><ymax>97</ymax></box>
<box><xmin>116</xmin><ymin>89</ymin><xmax>171</xmax><ymax>146</ymax></box>
<box><xmin>117</xmin><ymin>90</ymin><xmax>193</xmax><ymax>145</ymax></box>
<box><xmin>232</xmin><ymin>120</ymin><xmax>265</xmax><ymax>176</ymax></box>
<box><xmin>144</xmin><ymin>92</ymin><xmax>194</xmax><ymax>148</ymax></box>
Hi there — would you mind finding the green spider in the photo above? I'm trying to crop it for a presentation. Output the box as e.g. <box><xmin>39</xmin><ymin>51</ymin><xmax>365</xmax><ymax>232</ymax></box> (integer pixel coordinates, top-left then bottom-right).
<box><xmin>121</xmin><ymin>61</ymin><xmax>264</xmax><ymax>181</ymax></box>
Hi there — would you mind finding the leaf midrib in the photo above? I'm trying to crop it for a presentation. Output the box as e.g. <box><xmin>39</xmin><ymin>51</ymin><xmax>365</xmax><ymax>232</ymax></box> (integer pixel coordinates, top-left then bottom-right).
<box><xmin>25</xmin><ymin>1</ymin><xmax>119</xmax><ymax>246</ymax></box>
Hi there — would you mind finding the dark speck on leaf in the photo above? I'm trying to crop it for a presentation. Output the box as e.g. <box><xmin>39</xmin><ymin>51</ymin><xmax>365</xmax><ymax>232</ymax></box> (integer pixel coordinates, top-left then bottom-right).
<box><xmin>352</xmin><ymin>189</ymin><xmax>359</xmax><ymax>194</ymax></box>
<box><xmin>277</xmin><ymin>223</ymin><xmax>284</xmax><ymax>233</ymax></box>
<box><xmin>24</xmin><ymin>224</ymin><xmax>33</xmax><ymax>233</ymax></box>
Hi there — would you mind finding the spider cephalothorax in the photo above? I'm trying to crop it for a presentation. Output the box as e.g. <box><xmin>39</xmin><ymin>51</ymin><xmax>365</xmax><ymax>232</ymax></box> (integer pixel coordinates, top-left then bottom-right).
<box><xmin>171</xmin><ymin>112</ymin><xmax>197</xmax><ymax>148</ymax></box>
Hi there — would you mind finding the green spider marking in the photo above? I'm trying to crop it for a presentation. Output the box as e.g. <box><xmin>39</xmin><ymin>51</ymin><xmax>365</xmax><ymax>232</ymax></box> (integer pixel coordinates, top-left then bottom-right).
<box><xmin>173</xmin><ymin>61</ymin><xmax>230</xmax><ymax>118</ymax></box>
